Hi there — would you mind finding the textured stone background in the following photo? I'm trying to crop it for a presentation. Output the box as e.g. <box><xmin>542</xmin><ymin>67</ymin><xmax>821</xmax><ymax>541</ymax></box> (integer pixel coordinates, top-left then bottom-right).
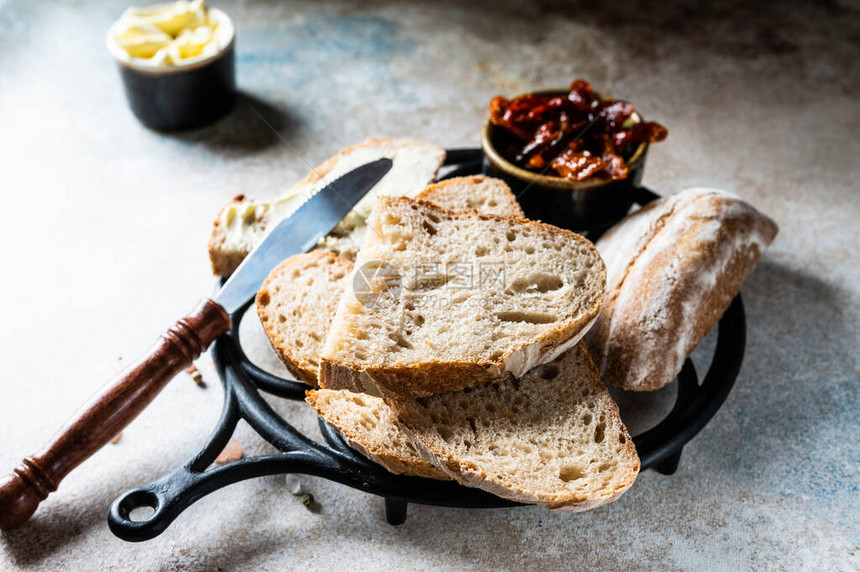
<box><xmin>0</xmin><ymin>0</ymin><xmax>858</xmax><ymax>570</ymax></box>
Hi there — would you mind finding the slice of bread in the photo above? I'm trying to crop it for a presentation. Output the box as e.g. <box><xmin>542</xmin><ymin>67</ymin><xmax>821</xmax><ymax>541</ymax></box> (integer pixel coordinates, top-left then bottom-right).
<box><xmin>319</xmin><ymin>196</ymin><xmax>606</xmax><ymax>398</ymax></box>
<box><xmin>256</xmin><ymin>251</ymin><xmax>353</xmax><ymax>386</ymax></box>
<box><xmin>208</xmin><ymin>138</ymin><xmax>446</xmax><ymax>276</ymax></box>
<box><xmin>256</xmin><ymin>176</ymin><xmax>524</xmax><ymax>386</ymax></box>
<box><xmin>391</xmin><ymin>343</ymin><xmax>639</xmax><ymax>510</ymax></box>
<box><xmin>305</xmin><ymin>389</ymin><xmax>450</xmax><ymax>480</ymax></box>
<box><xmin>586</xmin><ymin>187</ymin><xmax>778</xmax><ymax>391</ymax></box>
<box><xmin>415</xmin><ymin>175</ymin><xmax>525</xmax><ymax>218</ymax></box>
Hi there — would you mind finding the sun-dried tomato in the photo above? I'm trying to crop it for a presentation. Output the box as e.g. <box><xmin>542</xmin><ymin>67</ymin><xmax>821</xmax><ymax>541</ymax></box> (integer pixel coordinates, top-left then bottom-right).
<box><xmin>552</xmin><ymin>149</ymin><xmax>606</xmax><ymax>181</ymax></box>
<box><xmin>612</xmin><ymin>122</ymin><xmax>668</xmax><ymax>149</ymax></box>
<box><xmin>489</xmin><ymin>79</ymin><xmax>667</xmax><ymax>181</ymax></box>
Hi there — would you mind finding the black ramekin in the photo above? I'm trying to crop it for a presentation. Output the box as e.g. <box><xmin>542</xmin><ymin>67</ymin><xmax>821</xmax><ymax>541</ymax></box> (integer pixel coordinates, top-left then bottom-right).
<box><xmin>107</xmin><ymin>7</ymin><xmax>236</xmax><ymax>131</ymax></box>
<box><xmin>481</xmin><ymin>89</ymin><xmax>650</xmax><ymax>231</ymax></box>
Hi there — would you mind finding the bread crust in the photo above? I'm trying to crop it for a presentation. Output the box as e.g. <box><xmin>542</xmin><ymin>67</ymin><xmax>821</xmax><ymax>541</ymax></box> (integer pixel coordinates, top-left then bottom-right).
<box><xmin>586</xmin><ymin>188</ymin><xmax>778</xmax><ymax>391</ymax></box>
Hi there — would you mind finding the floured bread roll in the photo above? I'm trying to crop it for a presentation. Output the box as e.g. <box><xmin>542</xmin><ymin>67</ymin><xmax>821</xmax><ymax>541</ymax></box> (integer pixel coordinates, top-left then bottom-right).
<box><xmin>586</xmin><ymin>187</ymin><xmax>778</xmax><ymax>391</ymax></box>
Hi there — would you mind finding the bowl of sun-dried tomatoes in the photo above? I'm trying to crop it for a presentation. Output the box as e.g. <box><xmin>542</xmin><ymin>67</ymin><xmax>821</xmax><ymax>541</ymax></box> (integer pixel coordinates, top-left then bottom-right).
<box><xmin>482</xmin><ymin>79</ymin><xmax>667</xmax><ymax>230</ymax></box>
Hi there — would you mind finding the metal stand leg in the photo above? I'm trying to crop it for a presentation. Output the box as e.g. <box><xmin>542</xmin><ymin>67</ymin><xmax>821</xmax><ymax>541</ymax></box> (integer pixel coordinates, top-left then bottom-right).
<box><xmin>385</xmin><ymin>498</ymin><xmax>408</xmax><ymax>525</ymax></box>
<box><xmin>655</xmin><ymin>449</ymin><xmax>683</xmax><ymax>475</ymax></box>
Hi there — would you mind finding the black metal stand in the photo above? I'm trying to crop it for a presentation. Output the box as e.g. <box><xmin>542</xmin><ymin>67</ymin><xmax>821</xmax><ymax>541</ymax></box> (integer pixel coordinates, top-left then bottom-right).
<box><xmin>108</xmin><ymin>149</ymin><xmax>746</xmax><ymax>542</ymax></box>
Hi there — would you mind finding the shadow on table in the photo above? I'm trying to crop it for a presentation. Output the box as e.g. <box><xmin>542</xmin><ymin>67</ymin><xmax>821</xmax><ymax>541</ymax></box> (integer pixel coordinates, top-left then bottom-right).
<box><xmin>694</xmin><ymin>259</ymin><xmax>858</xmax><ymax>481</ymax></box>
<box><xmin>388</xmin><ymin>0</ymin><xmax>843</xmax><ymax>62</ymax></box>
<box><xmin>167</xmin><ymin>91</ymin><xmax>303</xmax><ymax>155</ymax></box>
<box><xmin>0</xmin><ymin>474</ymin><xmax>139</xmax><ymax>566</ymax></box>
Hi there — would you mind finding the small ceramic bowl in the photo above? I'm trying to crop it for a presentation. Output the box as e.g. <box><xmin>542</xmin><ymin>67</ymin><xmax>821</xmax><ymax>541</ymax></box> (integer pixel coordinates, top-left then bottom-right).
<box><xmin>106</xmin><ymin>6</ymin><xmax>236</xmax><ymax>131</ymax></box>
<box><xmin>482</xmin><ymin>89</ymin><xmax>650</xmax><ymax>231</ymax></box>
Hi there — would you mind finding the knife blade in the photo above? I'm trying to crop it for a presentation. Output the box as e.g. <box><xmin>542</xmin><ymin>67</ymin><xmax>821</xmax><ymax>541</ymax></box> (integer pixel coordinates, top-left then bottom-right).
<box><xmin>214</xmin><ymin>157</ymin><xmax>392</xmax><ymax>314</ymax></box>
<box><xmin>0</xmin><ymin>157</ymin><xmax>392</xmax><ymax>531</ymax></box>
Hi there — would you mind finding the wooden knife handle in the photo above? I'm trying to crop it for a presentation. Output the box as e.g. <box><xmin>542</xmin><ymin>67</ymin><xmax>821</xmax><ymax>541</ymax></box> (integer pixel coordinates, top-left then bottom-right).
<box><xmin>0</xmin><ymin>298</ymin><xmax>231</xmax><ymax>531</ymax></box>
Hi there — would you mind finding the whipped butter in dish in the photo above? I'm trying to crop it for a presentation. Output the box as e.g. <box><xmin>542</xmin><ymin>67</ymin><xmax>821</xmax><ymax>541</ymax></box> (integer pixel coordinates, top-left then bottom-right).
<box><xmin>107</xmin><ymin>0</ymin><xmax>233</xmax><ymax>68</ymax></box>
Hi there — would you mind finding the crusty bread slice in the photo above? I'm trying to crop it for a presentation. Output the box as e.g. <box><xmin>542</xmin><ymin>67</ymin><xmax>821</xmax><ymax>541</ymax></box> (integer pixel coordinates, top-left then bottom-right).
<box><xmin>391</xmin><ymin>343</ymin><xmax>639</xmax><ymax>510</ymax></box>
<box><xmin>586</xmin><ymin>187</ymin><xmax>778</xmax><ymax>391</ymax></box>
<box><xmin>319</xmin><ymin>196</ymin><xmax>606</xmax><ymax>398</ymax></box>
<box><xmin>305</xmin><ymin>389</ymin><xmax>450</xmax><ymax>480</ymax></box>
<box><xmin>256</xmin><ymin>252</ymin><xmax>353</xmax><ymax>386</ymax></box>
<box><xmin>415</xmin><ymin>175</ymin><xmax>524</xmax><ymax>218</ymax></box>
<box><xmin>208</xmin><ymin>138</ymin><xmax>446</xmax><ymax>276</ymax></box>
<box><xmin>256</xmin><ymin>176</ymin><xmax>523</xmax><ymax>386</ymax></box>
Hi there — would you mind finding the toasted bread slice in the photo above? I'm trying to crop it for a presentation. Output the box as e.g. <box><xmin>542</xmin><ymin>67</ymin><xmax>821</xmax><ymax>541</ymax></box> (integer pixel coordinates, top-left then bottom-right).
<box><xmin>319</xmin><ymin>196</ymin><xmax>606</xmax><ymax>398</ymax></box>
<box><xmin>392</xmin><ymin>343</ymin><xmax>639</xmax><ymax>510</ymax></box>
<box><xmin>256</xmin><ymin>177</ymin><xmax>524</xmax><ymax>386</ymax></box>
<box><xmin>586</xmin><ymin>188</ymin><xmax>778</xmax><ymax>391</ymax></box>
<box><xmin>305</xmin><ymin>389</ymin><xmax>450</xmax><ymax>480</ymax></box>
<box><xmin>209</xmin><ymin>138</ymin><xmax>446</xmax><ymax>276</ymax></box>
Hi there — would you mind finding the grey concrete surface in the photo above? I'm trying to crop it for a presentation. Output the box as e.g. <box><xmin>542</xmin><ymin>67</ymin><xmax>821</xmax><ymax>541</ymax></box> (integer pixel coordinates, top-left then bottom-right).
<box><xmin>0</xmin><ymin>0</ymin><xmax>857</xmax><ymax>570</ymax></box>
